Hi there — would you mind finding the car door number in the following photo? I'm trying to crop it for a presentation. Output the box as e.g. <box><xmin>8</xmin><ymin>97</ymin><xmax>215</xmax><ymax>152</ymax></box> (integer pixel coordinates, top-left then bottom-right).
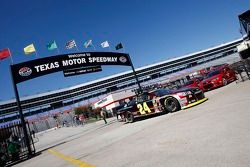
<box><xmin>137</xmin><ymin>102</ymin><xmax>151</xmax><ymax>115</ymax></box>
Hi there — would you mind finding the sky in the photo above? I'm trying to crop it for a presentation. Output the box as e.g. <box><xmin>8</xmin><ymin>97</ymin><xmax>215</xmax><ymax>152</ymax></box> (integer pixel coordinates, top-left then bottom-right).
<box><xmin>0</xmin><ymin>0</ymin><xmax>249</xmax><ymax>101</ymax></box>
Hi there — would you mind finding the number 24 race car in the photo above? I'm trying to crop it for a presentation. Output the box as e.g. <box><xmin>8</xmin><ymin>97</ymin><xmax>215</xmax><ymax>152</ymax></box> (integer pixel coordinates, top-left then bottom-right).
<box><xmin>117</xmin><ymin>87</ymin><xmax>208</xmax><ymax>123</ymax></box>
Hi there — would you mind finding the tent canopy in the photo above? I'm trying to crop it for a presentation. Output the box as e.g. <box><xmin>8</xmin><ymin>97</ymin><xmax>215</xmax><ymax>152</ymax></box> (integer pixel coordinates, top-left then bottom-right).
<box><xmin>239</xmin><ymin>10</ymin><xmax>250</xmax><ymax>37</ymax></box>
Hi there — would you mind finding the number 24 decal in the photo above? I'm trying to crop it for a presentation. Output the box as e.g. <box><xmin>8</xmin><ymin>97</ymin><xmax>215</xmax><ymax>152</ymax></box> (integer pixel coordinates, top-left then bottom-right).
<box><xmin>137</xmin><ymin>102</ymin><xmax>151</xmax><ymax>115</ymax></box>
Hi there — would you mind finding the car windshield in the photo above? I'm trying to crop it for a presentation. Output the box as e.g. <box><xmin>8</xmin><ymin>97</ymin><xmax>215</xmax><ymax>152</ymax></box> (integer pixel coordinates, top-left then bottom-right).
<box><xmin>196</xmin><ymin>76</ymin><xmax>204</xmax><ymax>81</ymax></box>
<box><xmin>136</xmin><ymin>92</ymin><xmax>151</xmax><ymax>102</ymax></box>
<box><xmin>126</xmin><ymin>100</ymin><xmax>136</xmax><ymax>107</ymax></box>
<box><xmin>205</xmin><ymin>70</ymin><xmax>220</xmax><ymax>78</ymax></box>
<box><xmin>154</xmin><ymin>89</ymin><xmax>172</xmax><ymax>97</ymax></box>
<box><xmin>183</xmin><ymin>80</ymin><xmax>194</xmax><ymax>86</ymax></box>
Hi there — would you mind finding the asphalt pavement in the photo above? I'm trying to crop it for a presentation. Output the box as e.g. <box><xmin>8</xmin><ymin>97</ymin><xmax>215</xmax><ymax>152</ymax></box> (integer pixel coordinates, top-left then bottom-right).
<box><xmin>14</xmin><ymin>80</ymin><xmax>250</xmax><ymax>167</ymax></box>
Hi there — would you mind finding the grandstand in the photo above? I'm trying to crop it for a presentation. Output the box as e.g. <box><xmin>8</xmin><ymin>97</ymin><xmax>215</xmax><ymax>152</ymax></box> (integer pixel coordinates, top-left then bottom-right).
<box><xmin>0</xmin><ymin>38</ymin><xmax>243</xmax><ymax>122</ymax></box>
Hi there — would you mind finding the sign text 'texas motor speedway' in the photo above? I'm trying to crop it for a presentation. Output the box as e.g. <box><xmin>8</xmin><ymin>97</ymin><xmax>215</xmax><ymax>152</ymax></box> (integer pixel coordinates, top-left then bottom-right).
<box><xmin>11</xmin><ymin>52</ymin><xmax>132</xmax><ymax>84</ymax></box>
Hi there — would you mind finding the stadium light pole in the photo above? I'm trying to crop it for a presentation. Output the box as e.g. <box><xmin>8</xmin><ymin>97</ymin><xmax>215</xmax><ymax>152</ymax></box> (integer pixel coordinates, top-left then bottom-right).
<box><xmin>10</xmin><ymin>66</ymin><xmax>32</xmax><ymax>156</ymax></box>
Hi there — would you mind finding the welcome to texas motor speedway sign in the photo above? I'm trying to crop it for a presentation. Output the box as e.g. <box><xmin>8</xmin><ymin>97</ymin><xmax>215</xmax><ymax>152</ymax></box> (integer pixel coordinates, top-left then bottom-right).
<box><xmin>11</xmin><ymin>52</ymin><xmax>132</xmax><ymax>84</ymax></box>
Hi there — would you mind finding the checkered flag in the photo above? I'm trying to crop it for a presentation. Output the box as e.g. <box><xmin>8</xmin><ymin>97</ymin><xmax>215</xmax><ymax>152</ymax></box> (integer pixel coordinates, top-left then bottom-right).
<box><xmin>65</xmin><ymin>40</ymin><xmax>77</xmax><ymax>49</ymax></box>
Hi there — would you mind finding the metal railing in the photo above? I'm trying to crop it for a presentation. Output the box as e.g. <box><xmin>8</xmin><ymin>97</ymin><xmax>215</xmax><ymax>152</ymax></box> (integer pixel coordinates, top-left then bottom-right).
<box><xmin>0</xmin><ymin>121</ymin><xmax>35</xmax><ymax>166</ymax></box>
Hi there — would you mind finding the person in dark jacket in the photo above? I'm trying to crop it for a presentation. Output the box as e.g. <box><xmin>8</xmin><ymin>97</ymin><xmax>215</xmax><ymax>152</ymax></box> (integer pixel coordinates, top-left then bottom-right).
<box><xmin>8</xmin><ymin>136</ymin><xmax>20</xmax><ymax>162</ymax></box>
<box><xmin>100</xmin><ymin>108</ymin><xmax>107</xmax><ymax>124</ymax></box>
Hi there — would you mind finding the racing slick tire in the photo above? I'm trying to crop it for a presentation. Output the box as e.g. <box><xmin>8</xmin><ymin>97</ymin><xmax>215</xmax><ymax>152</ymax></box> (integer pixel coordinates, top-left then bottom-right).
<box><xmin>127</xmin><ymin>112</ymin><xmax>134</xmax><ymax>123</ymax></box>
<box><xmin>163</xmin><ymin>97</ymin><xmax>180</xmax><ymax>113</ymax></box>
<box><xmin>222</xmin><ymin>78</ymin><xmax>227</xmax><ymax>86</ymax></box>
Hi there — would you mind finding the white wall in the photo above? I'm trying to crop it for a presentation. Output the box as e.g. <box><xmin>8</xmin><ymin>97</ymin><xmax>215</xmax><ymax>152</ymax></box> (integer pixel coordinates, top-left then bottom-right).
<box><xmin>94</xmin><ymin>89</ymin><xmax>136</xmax><ymax>109</ymax></box>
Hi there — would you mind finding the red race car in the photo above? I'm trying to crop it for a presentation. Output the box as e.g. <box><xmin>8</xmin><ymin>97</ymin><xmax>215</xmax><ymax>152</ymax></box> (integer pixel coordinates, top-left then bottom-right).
<box><xmin>202</xmin><ymin>65</ymin><xmax>236</xmax><ymax>91</ymax></box>
<box><xmin>182</xmin><ymin>77</ymin><xmax>204</xmax><ymax>91</ymax></box>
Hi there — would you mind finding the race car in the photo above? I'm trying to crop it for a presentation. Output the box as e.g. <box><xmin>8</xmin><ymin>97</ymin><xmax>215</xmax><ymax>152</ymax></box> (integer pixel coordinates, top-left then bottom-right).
<box><xmin>181</xmin><ymin>77</ymin><xmax>204</xmax><ymax>91</ymax></box>
<box><xmin>202</xmin><ymin>65</ymin><xmax>236</xmax><ymax>91</ymax></box>
<box><xmin>117</xmin><ymin>87</ymin><xmax>208</xmax><ymax>122</ymax></box>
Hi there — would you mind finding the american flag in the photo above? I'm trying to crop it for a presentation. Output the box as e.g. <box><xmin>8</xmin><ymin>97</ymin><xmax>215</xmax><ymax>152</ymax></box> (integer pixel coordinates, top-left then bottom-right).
<box><xmin>65</xmin><ymin>40</ymin><xmax>76</xmax><ymax>49</ymax></box>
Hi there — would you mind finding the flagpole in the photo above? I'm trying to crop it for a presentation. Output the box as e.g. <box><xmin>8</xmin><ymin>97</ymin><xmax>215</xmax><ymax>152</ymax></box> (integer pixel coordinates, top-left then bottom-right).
<box><xmin>56</xmin><ymin>47</ymin><xmax>60</xmax><ymax>54</ymax></box>
<box><xmin>75</xmin><ymin>45</ymin><xmax>79</xmax><ymax>51</ymax></box>
<box><xmin>8</xmin><ymin>48</ymin><xmax>14</xmax><ymax>64</ymax></box>
<box><xmin>92</xmin><ymin>44</ymin><xmax>96</xmax><ymax>51</ymax></box>
<box><xmin>35</xmin><ymin>51</ymin><xmax>39</xmax><ymax>58</ymax></box>
<box><xmin>89</xmin><ymin>39</ymin><xmax>96</xmax><ymax>51</ymax></box>
<box><xmin>54</xmin><ymin>40</ymin><xmax>60</xmax><ymax>54</ymax></box>
<box><xmin>33</xmin><ymin>43</ymin><xmax>39</xmax><ymax>58</ymax></box>
<box><xmin>122</xmin><ymin>43</ymin><xmax>126</xmax><ymax>53</ymax></box>
<box><xmin>108</xmin><ymin>41</ymin><xmax>111</xmax><ymax>51</ymax></box>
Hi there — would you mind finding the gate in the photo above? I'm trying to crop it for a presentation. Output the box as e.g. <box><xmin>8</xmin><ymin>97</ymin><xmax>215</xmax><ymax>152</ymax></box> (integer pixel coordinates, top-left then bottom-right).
<box><xmin>0</xmin><ymin>121</ymin><xmax>35</xmax><ymax>166</ymax></box>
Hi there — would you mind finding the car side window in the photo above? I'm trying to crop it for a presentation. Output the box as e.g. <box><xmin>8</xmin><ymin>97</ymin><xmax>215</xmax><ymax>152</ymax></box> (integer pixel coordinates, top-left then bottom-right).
<box><xmin>127</xmin><ymin>100</ymin><xmax>136</xmax><ymax>106</ymax></box>
<box><xmin>223</xmin><ymin>68</ymin><xmax>227</xmax><ymax>73</ymax></box>
<box><xmin>142</xmin><ymin>94</ymin><xmax>149</xmax><ymax>101</ymax></box>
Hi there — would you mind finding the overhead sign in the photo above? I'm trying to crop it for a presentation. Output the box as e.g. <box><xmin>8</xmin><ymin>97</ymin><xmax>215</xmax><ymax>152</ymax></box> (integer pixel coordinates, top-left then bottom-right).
<box><xmin>11</xmin><ymin>52</ymin><xmax>131</xmax><ymax>84</ymax></box>
<box><xmin>63</xmin><ymin>66</ymin><xmax>102</xmax><ymax>77</ymax></box>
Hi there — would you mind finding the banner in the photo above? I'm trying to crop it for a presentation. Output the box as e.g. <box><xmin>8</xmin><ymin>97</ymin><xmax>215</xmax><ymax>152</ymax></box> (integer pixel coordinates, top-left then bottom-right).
<box><xmin>63</xmin><ymin>66</ymin><xmax>102</xmax><ymax>77</ymax></box>
<box><xmin>24</xmin><ymin>44</ymin><xmax>36</xmax><ymax>55</ymax></box>
<box><xmin>66</xmin><ymin>40</ymin><xmax>77</xmax><ymax>49</ymax></box>
<box><xmin>47</xmin><ymin>41</ymin><xmax>58</xmax><ymax>50</ymax></box>
<box><xmin>84</xmin><ymin>39</ymin><xmax>92</xmax><ymax>48</ymax></box>
<box><xmin>11</xmin><ymin>52</ymin><xmax>131</xmax><ymax>84</ymax></box>
<box><xmin>115</xmin><ymin>43</ymin><xmax>123</xmax><ymax>50</ymax></box>
<box><xmin>101</xmin><ymin>41</ymin><xmax>109</xmax><ymax>48</ymax></box>
<box><xmin>0</xmin><ymin>48</ymin><xmax>11</xmax><ymax>60</ymax></box>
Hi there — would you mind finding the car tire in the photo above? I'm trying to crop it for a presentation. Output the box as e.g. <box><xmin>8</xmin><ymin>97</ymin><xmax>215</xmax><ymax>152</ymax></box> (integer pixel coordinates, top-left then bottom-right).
<box><xmin>127</xmin><ymin>112</ymin><xmax>134</xmax><ymax>123</ymax></box>
<box><xmin>163</xmin><ymin>97</ymin><xmax>180</xmax><ymax>113</ymax></box>
<box><xmin>222</xmin><ymin>78</ymin><xmax>227</xmax><ymax>86</ymax></box>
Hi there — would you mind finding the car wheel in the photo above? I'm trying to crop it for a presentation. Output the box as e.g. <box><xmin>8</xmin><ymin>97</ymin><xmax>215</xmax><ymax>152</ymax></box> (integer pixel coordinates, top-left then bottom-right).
<box><xmin>222</xmin><ymin>78</ymin><xmax>227</xmax><ymax>86</ymax></box>
<box><xmin>163</xmin><ymin>97</ymin><xmax>180</xmax><ymax>113</ymax></box>
<box><xmin>127</xmin><ymin>112</ymin><xmax>134</xmax><ymax>123</ymax></box>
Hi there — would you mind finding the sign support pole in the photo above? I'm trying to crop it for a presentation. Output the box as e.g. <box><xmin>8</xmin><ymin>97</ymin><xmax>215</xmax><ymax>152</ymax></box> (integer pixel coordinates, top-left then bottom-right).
<box><xmin>128</xmin><ymin>56</ymin><xmax>142</xmax><ymax>93</ymax></box>
<box><xmin>10</xmin><ymin>65</ymin><xmax>32</xmax><ymax>156</ymax></box>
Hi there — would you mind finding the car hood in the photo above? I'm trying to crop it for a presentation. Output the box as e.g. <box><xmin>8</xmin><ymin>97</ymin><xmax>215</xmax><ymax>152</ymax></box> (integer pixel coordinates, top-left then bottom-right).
<box><xmin>203</xmin><ymin>74</ymin><xmax>221</xmax><ymax>82</ymax></box>
<box><xmin>171</xmin><ymin>87</ymin><xmax>198</xmax><ymax>94</ymax></box>
<box><xmin>117</xmin><ymin>105</ymin><xmax>133</xmax><ymax>112</ymax></box>
<box><xmin>182</xmin><ymin>83</ymin><xmax>197</xmax><ymax>88</ymax></box>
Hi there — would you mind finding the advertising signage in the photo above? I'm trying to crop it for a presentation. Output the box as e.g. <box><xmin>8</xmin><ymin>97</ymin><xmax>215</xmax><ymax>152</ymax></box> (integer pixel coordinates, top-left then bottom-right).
<box><xmin>9</xmin><ymin>51</ymin><xmax>140</xmax><ymax>157</ymax></box>
<box><xmin>11</xmin><ymin>52</ymin><xmax>131</xmax><ymax>84</ymax></box>
<box><xmin>63</xmin><ymin>66</ymin><xmax>102</xmax><ymax>77</ymax></box>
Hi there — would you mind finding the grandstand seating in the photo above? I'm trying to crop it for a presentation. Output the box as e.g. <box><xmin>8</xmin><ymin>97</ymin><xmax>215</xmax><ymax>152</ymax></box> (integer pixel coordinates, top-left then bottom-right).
<box><xmin>0</xmin><ymin>38</ymin><xmax>243</xmax><ymax>122</ymax></box>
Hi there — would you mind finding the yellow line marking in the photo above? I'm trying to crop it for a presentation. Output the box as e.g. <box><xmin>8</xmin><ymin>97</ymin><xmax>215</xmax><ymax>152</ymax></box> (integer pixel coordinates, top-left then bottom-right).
<box><xmin>48</xmin><ymin>149</ymin><xmax>95</xmax><ymax>167</ymax></box>
<box><xmin>182</xmin><ymin>97</ymin><xmax>208</xmax><ymax>110</ymax></box>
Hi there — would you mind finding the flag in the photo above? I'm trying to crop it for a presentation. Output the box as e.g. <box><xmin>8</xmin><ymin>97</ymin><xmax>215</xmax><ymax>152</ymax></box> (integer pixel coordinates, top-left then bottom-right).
<box><xmin>84</xmin><ymin>39</ymin><xmax>92</xmax><ymax>48</ymax></box>
<box><xmin>100</xmin><ymin>41</ymin><xmax>109</xmax><ymax>48</ymax></box>
<box><xmin>0</xmin><ymin>48</ymin><xmax>11</xmax><ymax>60</ymax></box>
<box><xmin>115</xmin><ymin>43</ymin><xmax>123</xmax><ymax>50</ymax></box>
<box><xmin>65</xmin><ymin>40</ymin><xmax>76</xmax><ymax>49</ymax></box>
<box><xmin>46</xmin><ymin>41</ymin><xmax>58</xmax><ymax>50</ymax></box>
<box><xmin>24</xmin><ymin>44</ymin><xmax>36</xmax><ymax>55</ymax></box>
